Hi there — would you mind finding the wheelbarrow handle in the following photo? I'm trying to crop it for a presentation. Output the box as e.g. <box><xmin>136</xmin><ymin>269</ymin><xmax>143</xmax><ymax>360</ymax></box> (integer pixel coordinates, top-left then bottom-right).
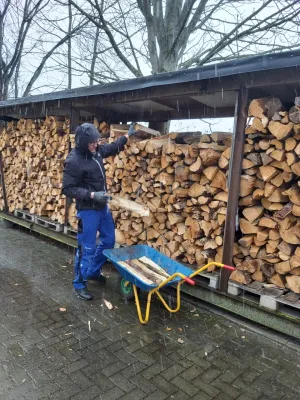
<box><xmin>223</xmin><ymin>264</ymin><xmax>235</xmax><ymax>271</ymax></box>
<box><xmin>184</xmin><ymin>277</ymin><xmax>196</xmax><ymax>285</ymax></box>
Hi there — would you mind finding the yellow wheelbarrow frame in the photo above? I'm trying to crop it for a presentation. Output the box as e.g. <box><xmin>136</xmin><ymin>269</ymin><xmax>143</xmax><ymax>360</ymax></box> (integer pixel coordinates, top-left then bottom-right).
<box><xmin>127</xmin><ymin>262</ymin><xmax>234</xmax><ymax>324</ymax></box>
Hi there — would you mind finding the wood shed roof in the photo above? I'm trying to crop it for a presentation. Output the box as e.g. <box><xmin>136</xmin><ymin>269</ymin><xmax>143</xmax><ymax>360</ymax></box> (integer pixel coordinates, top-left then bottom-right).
<box><xmin>0</xmin><ymin>50</ymin><xmax>300</xmax><ymax>121</ymax></box>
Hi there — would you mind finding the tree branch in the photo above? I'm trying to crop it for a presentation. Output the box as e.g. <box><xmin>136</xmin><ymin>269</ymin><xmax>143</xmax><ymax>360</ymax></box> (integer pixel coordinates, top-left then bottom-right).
<box><xmin>180</xmin><ymin>0</ymin><xmax>299</xmax><ymax>68</ymax></box>
<box><xmin>69</xmin><ymin>0</ymin><xmax>143</xmax><ymax>77</ymax></box>
<box><xmin>22</xmin><ymin>20</ymin><xmax>87</xmax><ymax>96</ymax></box>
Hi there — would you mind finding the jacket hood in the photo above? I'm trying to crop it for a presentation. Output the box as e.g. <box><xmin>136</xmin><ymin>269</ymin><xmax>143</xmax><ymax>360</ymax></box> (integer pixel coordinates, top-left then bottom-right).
<box><xmin>75</xmin><ymin>123</ymin><xmax>101</xmax><ymax>152</ymax></box>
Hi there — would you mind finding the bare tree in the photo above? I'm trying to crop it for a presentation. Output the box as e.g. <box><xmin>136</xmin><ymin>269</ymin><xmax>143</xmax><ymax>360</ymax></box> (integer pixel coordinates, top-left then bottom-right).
<box><xmin>0</xmin><ymin>0</ymin><xmax>49</xmax><ymax>100</ymax></box>
<box><xmin>69</xmin><ymin>0</ymin><xmax>300</xmax><ymax>79</ymax></box>
<box><xmin>0</xmin><ymin>0</ymin><xmax>87</xmax><ymax>100</ymax></box>
<box><xmin>22</xmin><ymin>18</ymin><xmax>88</xmax><ymax>96</ymax></box>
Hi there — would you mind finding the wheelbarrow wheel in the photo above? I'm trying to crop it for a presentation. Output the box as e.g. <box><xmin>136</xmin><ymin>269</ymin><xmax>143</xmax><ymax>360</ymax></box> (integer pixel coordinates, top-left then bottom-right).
<box><xmin>119</xmin><ymin>278</ymin><xmax>139</xmax><ymax>301</ymax></box>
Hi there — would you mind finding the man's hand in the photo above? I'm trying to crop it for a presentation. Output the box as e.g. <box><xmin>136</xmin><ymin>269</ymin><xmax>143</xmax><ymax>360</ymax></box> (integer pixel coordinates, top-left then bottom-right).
<box><xmin>91</xmin><ymin>191</ymin><xmax>112</xmax><ymax>205</ymax></box>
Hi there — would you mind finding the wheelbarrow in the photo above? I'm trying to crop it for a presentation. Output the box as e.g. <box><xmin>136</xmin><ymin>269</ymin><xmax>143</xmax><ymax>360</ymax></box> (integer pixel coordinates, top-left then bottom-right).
<box><xmin>103</xmin><ymin>245</ymin><xmax>235</xmax><ymax>324</ymax></box>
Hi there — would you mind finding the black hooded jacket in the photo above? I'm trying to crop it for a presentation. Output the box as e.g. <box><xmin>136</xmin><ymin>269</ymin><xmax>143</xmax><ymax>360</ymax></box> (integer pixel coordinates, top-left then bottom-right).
<box><xmin>62</xmin><ymin>123</ymin><xmax>127</xmax><ymax>211</ymax></box>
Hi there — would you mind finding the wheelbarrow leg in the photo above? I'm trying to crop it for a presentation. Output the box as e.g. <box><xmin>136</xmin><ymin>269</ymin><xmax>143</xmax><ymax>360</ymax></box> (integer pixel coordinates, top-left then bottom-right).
<box><xmin>155</xmin><ymin>282</ymin><xmax>183</xmax><ymax>313</ymax></box>
<box><xmin>133</xmin><ymin>285</ymin><xmax>152</xmax><ymax>324</ymax></box>
<box><xmin>132</xmin><ymin>272</ymin><xmax>199</xmax><ymax>324</ymax></box>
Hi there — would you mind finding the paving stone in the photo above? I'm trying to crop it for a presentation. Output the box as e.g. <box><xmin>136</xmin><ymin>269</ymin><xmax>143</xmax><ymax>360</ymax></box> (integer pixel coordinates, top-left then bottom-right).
<box><xmin>45</xmin><ymin>370</ymin><xmax>73</xmax><ymax>388</ymax></box>
<box><xmin>115</xmin><ymin>348</ymin><xmax>137</xmax><ymax>365</ymax></box>
<box><xmin>121</xmin><ymin>361</ymin><xmax>147</xmax><ymax>379</ymax></box>
<box><xmin>62</xmin><ymin>358</ymin><xmax>89</xmax><ymax>374</ymax></box>
<box><xmin>170</xmin><ymin>391</ymin><xmax>190</xmax><ymax>400</ymax></box>
<box><xmin>214</xmin><ymin>393</ymin><xmax>233</xmax><ymax>400</ymax></box>
<box><xmin>133</xmin><ymin>350</ymin><xmax>156</xmax><ymax>366</ymax></box>
<box><xmin>171</xmin><ymin>376</ymin><xmax>199</xmax><ymax>397</ymax></box>
<box><xmin>236</xmin><ymin>395</ymin><xmax>254</xmax><ymax>400</ymax></box>
<box><xmin>69</xmin><ymin>370</ymin><xmax>94</xmax><ymax>390</ymax></box>
<box><xmin>213</xmin><ymin>379</ymin><xmax>242</xmax><ymax>398</ymax></box>
<box><xmin>180</xmin><ymin>365</ymin><xmax>203</xmax><ymax>382</ymax></box>
<box><xmin>220</xmin><ymin>367</ymin><xmax>243</xmax><ymax>384</ymax></box>
<box><xmin>161</xmin><ymin>364</ymin><xmax>185</xmax><ymax>381</ymax></box>
<box><xmin>70</xmin><ymin>337</ymin><xmax>96</xmax><ymax>352</ymax></box>
<box><xmin>70</xmin><ymin>385</ymin><xmax>102</xmax><ymax>400</ymax></box>
<box><xmin>102</xmin><ymin>360</ymin><xmax>128</xmax><ymax>377</ymax></box>
<box><xmin>36</xmin><ymin>336</ymin><xmax>61</xmax><ymax>349</ymax></box>
<box><xmin>191</xmin><ymin>391</ymin><xmax>212</xmax><ymax>400</ymax></box>
<box><xmin>232</xmin><ymin>379</ymin><xmax>262</xmax><ymax>399</ymax></box>
<box><xmin>120</xmin><ymin>388</ymin><xmax>146</xmax><ymax>400</ymax></box>
<box><xmin>27</xmin><ymin>368</ymin><xmax>51</xmax><ymax>386</ymax></box>
<box><xmin>2</xmin><ymin>381</ymin><xmax>37</xmax><ymax>400</ymax></box>
<box><xmin>141</xmin><ymin>363</ymin><xmax>163</xmax><ymax>379</ymax></box>
<box><xmin>89</xmin><ymin>371</ymin><xmax>115</xmax><ymax>392</ymax></box>
<box><xmin>139</xmin><ymin>341</ymin><xmax>162</xmax><ymax>354</ymax></box>
<box><xmin>0</xmin><ymin>375</ymin><xmax>15</xmax><ymax>396</ymax></box>
<box><xmin>106</xmin><ymin>339</ymin><xmax>130</xmax><ymax>353</ymax></box>
<box><xmin>81</xmin><ymin>362</ymin><xmax>105</xmax><ymax>376</ymax></box>
<box><xmin>125</xmin><ymin>340</ymin><xmax>147</xmax><ymax>353</ymax></box>
<box><xmin>129</xmin><ymin>375</ymin><xmax>157</xmax><ymax>394</ymax></box>
<box><xmin>38</xmin><ymin>327</ymin><xmax>56</xmax><ymax>339</ymax></box>
<box><xmin>79</xmin><ymin>351</ymin><xmax>100</xmax><ymax>365</ymax></box>
<box><xmin>192</xmin><ymin>379</ymin><xmax>220</xmax><ymax>398</ymax></box>
<box><xmin>99</xmin><ymin>387</ymin><xmax>125</xmax><ymax>400</ymax></box>
<box><xmin>201</xmin><ymin>367</ymin><xmax>222</xmax><ymax>383</ymax></box>
<box><xmin>23</xmin><ymin>383</ymin><xmax>59</xmax><ymax>400</ymax></box>
<box><xmin>143</xmin><ymin>389</ymin><xmax>168</xmax><ymax>400</ymax></box>
<box><xmin>109</xmin><ymin>373</ymin><xmax>136</xmax><ymax>392</ymax></box>
<box><xmin>186</xmin><ymin>352</ymin><xmax>212</xmax><ymax>369</ymax></box>
<box><xmin>150</xmin><ymin>375</ymin><xmax>177</xmax><ymax>395</ymax></box>
<box><xmin>169</xmin><ymin>352</ymin><xmax>194</xmax><ymax>368</ymax></box>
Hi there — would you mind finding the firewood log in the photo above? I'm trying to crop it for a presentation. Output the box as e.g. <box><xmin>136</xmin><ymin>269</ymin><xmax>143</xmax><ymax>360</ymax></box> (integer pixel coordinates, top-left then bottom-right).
<box><xmin>286</xmin><ymin>275</ymin><xmax>300</xmax><ymax>293</ymax></box>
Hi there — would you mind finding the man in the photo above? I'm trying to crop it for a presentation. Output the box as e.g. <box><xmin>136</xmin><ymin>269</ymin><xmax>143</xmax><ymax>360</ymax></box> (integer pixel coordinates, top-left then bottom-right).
<box><xmin>62</xmin><ymin>122</ymin><xmax>135</xmax><ymax>300</ymax></box>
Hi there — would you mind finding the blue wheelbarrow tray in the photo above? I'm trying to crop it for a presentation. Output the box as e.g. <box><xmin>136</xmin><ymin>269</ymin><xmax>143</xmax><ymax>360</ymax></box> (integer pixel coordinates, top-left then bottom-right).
<box><xmin>103</xmin><ymin>244</ymin><xmax>193</xmax><ymax>292</ymax></box>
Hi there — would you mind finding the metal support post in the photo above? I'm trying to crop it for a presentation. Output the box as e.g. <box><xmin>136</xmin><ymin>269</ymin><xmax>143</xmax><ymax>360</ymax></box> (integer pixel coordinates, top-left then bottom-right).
<box><xmin>0</xmin><ymin>152</ymin><xmax>8</xmax><ymax>212</ymax></box>
<box><xmin>219</xmin><ymin>86</ymin><xmax>248</xmax><ymax>292</ymax></box>
<box><xmin>64</xmin><ymin>107</ymin><xmax>80</xmax><ymax>227</ymax></box>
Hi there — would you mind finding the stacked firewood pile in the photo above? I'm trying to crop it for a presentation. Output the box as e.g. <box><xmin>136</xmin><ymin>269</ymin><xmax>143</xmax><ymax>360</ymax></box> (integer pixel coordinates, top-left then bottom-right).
<box><xmin>105</xmin><ymin>132</ymin><xmax>232</xmax><ymax>269</ymax></box>
<box><xmin>230</xmin><ymin>97</ymin><xmax>300</xmax><ymax>293</ymax></box>
<box><xmin>0</xmin><ymin>117</ymin><xmax>111</xmax><ymax>221</ymax></box>
<box><xmin>1</xmin><ymin>96</ymin><xmax>300</xmax><ymax>293</ymax></box>
<box><xmin>0</xmin><ymin>117</ymin><xmax>71</xmax><ymax>222</ymax></box>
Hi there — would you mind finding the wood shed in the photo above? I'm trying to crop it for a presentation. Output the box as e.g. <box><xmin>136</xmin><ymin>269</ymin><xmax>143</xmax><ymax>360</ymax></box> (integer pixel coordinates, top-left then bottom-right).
<box><xmin>1</xmin><ymin>50</ymin><xmax>300</xmax><ymax>337</ymax></box>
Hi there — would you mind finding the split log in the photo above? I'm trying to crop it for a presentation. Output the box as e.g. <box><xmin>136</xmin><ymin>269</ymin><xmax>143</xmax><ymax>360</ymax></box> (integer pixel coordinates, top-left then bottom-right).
<box><xmin>259</xmin><ymin>166</ymin><xmax>279</xmax><ymax>182</ymax></box>
<box><xmin>270</xmin><ymin>274</ymin><xmax>285</xmax><ymax>288</ymax></box>
<box><xmin>286</xmin><ymin>276</ymin><xmax>300</xmax><ymax>293</ymax></box>
<box><xmin>240</xmin><ymin>175</ymin><xmax>256</xmax><ymax>197</ymax></box>
<box><xmin>289</xmin><ymin>106</ymin><xmax>300</xmax><ymax>124</ymax></box>
<box><xmin>268</xmin><ymin>121</ymin><xmax>293</xmax><ymax>140</ymax></box>
<box><xmin>242</xmin><ymin>206</ymin><xmax>263</xmax><ymax>223</ymax></box>
<box><xmin>230</xmin><ymin>269</ymin><xmax>252</xmax><ymax>285</ymax></box>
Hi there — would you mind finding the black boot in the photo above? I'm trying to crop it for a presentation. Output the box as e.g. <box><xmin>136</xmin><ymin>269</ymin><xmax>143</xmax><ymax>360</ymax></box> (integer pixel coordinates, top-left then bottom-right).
<box><xmin>75</xmin><ymin>288</ymin><xmax>94</xmax><ymax>300</ymax></box>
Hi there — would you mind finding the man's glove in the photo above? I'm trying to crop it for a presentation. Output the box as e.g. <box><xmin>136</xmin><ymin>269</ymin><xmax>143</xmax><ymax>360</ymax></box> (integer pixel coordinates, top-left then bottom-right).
<box><xmin>93</xmin><ymin>191</ymin><xmax>112</xmax><ymax>205</ymax></box>
<box><xmin>127</xmin><ymin>122</ymin><xmax>137</xmax><ymax>137</ymax></box>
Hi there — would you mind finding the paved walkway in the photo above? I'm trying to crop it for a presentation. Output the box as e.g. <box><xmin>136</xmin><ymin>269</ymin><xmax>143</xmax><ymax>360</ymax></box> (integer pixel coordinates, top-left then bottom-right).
<box><xmin>0</xmin><ymin>223</ymin><xmax>299</xmax><ymax>400</ymax></box>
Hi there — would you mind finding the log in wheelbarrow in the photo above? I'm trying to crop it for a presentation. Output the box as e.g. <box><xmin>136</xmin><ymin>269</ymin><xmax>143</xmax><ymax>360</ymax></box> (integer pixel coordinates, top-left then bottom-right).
<box><xmin>103</xmin><ymin>245</ymin><xmax>234</xmax><ymax>324</ymax></box>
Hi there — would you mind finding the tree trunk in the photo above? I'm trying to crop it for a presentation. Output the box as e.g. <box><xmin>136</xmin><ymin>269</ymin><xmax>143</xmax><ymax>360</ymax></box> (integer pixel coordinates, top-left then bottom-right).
<box><xmin>89</xmin><ymin>26</ymin><xmax>100</xmax><ymax>86</ymax></box>
<box><xmin>68</xmin><ymin>0</ymin><xmax>72</xmax><ymax>89</ymax></box>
